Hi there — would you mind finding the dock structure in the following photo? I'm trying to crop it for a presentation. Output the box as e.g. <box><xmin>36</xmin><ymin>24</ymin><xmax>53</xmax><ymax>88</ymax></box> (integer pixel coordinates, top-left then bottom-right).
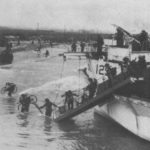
<box><xmin>55</xmin><ymin>72</ymin><xmax>132</xmax><ymax>122</ymax></box>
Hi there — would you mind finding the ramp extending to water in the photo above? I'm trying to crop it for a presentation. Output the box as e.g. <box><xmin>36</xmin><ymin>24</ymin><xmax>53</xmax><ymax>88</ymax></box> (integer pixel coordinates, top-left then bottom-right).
<box><xmin>55</xmin><ymin>72</ymin><xmax>132</xmax><ymax>122</ymax></box>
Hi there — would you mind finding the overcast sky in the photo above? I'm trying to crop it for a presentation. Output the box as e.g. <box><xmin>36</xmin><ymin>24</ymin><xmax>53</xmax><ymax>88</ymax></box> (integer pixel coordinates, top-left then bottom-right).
<box><xmin>0</xmin><ymin>0</ymin><xmax>150</xmax><ymax>33</ymax></box>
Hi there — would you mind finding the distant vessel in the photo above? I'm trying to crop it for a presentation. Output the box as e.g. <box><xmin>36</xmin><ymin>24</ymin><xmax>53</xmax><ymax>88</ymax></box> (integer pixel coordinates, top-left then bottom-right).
<box><xmin>0</xmin><ymin>36</ymin><xmax>13</xmax><ymax>65</ymax></box>
<box><xmin>0</xmin><ymin>47</ymin><xmax>13</xmax><ymax>65</ymax></box>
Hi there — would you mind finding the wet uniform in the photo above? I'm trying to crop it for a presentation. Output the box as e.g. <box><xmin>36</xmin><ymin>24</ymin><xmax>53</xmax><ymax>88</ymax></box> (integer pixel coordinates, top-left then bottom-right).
<box><xmin>40</xmin><ymin>99</ymin><xmax>57</xmax><ymax>117</ymax></box>
<box><xmin>19</xmin><ymin>94</ymin><xmax>31</xmax><ymax>112</ymax></box>
<box><xmin>62</xmin><ymin>91</ymin><xmax>78</xmax><ymax>110</ymax></box>
<box><xmin>87</xmin><ymin>78</ymin><xmax>97</xmax><ymax>99</ymax></box>
<box><xmin>6</xmin><ymin>82</ymin><xmax>16</xmax><ymax>96</ymax></box>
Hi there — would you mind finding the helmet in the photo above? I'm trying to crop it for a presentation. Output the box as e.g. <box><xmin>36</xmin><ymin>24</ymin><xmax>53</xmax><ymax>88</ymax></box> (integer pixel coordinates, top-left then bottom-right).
<box><xmin>45</xmin><ymin>98</ymin><xmax>49</xmax><ymax>103</ymax></box>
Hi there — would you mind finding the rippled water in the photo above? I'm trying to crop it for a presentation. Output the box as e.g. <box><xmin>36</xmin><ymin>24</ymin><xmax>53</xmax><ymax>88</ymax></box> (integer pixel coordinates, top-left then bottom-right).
<box><xmin>0</xmin><ymin>46</ymin><xmax>150</xmax><ymax>150</ymax></box>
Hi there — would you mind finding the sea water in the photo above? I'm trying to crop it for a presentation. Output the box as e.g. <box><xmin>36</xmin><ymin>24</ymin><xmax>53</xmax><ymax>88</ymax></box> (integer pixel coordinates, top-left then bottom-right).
<box><xmin>0</xmin><ymin>46</ymin><xmax>149</xmax><ymax>150</ymax></box>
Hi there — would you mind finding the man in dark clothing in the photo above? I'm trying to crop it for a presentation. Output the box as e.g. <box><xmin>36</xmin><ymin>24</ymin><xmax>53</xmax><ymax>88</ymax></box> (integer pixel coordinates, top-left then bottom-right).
<box><xmin>19</xmin><ymin>94</ymin><xmax>32</xmax><ymax>112</ymax></box>
<box><xmin>81</xmin><ymin>90</ymin><xmax>88</xmax><ymax>103</ymax></box>
<box><xmin>71</xmin><ymin>42</ymin><xmax>77</xmax><ymax>52</ymax></box>
<box><xmin>138</xmin><ymin>30</ymin><xmax>148</xmax><ymax>50</ymax></box>
<box><xmin>137</xmin><ymin>56</ymin><xmax>147</xmax><ymax>76</ymax></box>
<box><xmin>116</xmin><ymin>28</ymin><xmax>124</xmax><ymax>47</ymax></box>
<box><xmin>5</xmin><ymin>82</ymin><xmax>16</xmax><ymax>97</ymax></box>
<box><xmin>45</xmin><ymin>50</ymin><xmax>49</xmax><ymax>57</ymax></box>
<box><xmin>105</xmin><ymin>64</ymin><xmax>113</xmax><ymax>87</ymax></box>
<box><xmin>62</xmin><ymin>90</ymin><xmax>78</xmax><ymax>110</ymax></box>
<box><xmin>40</xmin><ymin>98</ymin><xmax>57</xmax><ymax>117</ymax></box>
<box><xmin>80</xmin><ymin>42</ymin><xmax>85</xmax><ymax>52</ymax></box>
<box><xmin>86</xmin><ymin>78</ymin><xmax>97</xmax><ymax>99</ymax></box>
<box><xmin>96</xmin><ymin>35</ymin><xmax>104</xmax><ymax>58</ymax></box>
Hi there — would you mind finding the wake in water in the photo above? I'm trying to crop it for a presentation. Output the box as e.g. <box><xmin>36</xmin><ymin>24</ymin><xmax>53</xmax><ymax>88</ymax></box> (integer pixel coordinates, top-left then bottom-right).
<box><xmin>19</xmin><ymin>70</ymin><xmax>90</xmax><ymax>105</ymax></box>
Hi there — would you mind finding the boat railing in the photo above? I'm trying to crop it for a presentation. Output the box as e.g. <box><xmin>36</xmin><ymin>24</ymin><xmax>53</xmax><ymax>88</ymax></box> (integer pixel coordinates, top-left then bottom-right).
<box><xmin>96</xmin><ymin>71</ymin><xmax>130</xmax><ymax>95</ymax></box>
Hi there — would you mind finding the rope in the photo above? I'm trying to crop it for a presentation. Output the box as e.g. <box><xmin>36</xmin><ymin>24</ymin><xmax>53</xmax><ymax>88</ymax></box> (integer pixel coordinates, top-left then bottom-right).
<box><xmin>78</xmin><ymin>56</ymin><xmax>81</xmax><ymax>99</ymax></box>
<box><xmin>86</xmin><ymin>57</ymin><xmax>96</xmax><ymax>79</ymax></box>
<box><xmin>54</xmin><ymin>55</ymin><xmax>66</xmax><ymax>101</ymax></box>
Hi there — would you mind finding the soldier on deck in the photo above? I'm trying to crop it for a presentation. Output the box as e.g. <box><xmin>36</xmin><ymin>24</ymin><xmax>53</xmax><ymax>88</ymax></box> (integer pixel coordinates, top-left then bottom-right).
<box><xmin>105</xmin><ymin>64</ymin><xmax>113</xmax><ymax>87</ymax></box>
<box><xmin>96</xmin><ymin>35</ymin><xmax>104</xmax><ymax>58</ymax></box>
<box><xmin>138</xmin><ymin>30</ymin><xmax>149</xmax><ymax>50</ymax></box>
<box><xmin>137</xmin><ymin>56</ymin><xmax>147</xmax><ymax>76</ymax></box>
<box><xmin>62</xmin><ymin>90</ymin><xmax>78</xmax><ymax>110</ymax></box>
<box><xmin>81</xmin><ymin>90</ymin><xmax>88</xmax><ymax>104</ymax></box>
<box><xmin>116</xmin><ymin>28</ymin><xmax>124</xmax><ymax>47</ymax></box>
<box><xmin>71</xmin><ymin>42</ymin><xmax>77</xmax><ymax>52</ymax></box>
<box><xmin>86</xmin><ymin>78</ymin><xmax>97</xmax><ymax>99</ymax></box>
<box><xmin>80</xmin><ymin>42</ymin><xmax>85</xmax><ymax>52</ymax></box>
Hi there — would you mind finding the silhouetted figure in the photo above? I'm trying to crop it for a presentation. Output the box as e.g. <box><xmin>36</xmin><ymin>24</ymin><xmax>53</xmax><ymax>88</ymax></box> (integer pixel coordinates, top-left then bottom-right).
<box><xmin>5</xmin><ymin>82</ymin><xmax>16</xmax><ymax>97</ymax></box>
<box><xmin>40</xmin><ymin>98</ymin><xmax>57</xmax><ymax>117</ymax></box>
<box><xmin>86</xmin><ymin>78</ymin><xmax>97</xmax><ymax>99</ymax></box>
<box><xmin>138</xmin><ymin>30</ymin><xmax>149</xmax><ymax>50</ymax></box>
<box><xmin>121</xmin><ymin>57</ymin><xmax>130</xmax><ymax>73</ymax></box>
<box><xmin>71</xmin><ymin>42</ymin><xmax>77</xmax><ymax>52</ymax></box>
<box><xmin>80</xmin><ymin>42</ymin><xmax>85</xmax><ymax>52</ymax></box>
<box><xmin>6</xmin><ymin>42</ymin><xmax>12</xmax><ymax>52</ymax></box>
<box><xmin>137</xmin><ymin>56</ymin><xmax>147</xmax><ymax>76</ymax></box>
<box><xmin>97</xmin><ymin>35</ymin><xmax>104</xmax><ymax>58</ymax></box>
<box><xmin>62</xmin><ymin>90</ymin><xmax>78</xmax><ymax>110</ymax></box>
<box><xmin>45</xmin><ymin>50</ymin><xmax>49</xmax><ymax>57</ymax></box>
<box><xmin>19</xmin><ymin>94</ymin><xmax>32</xmax><ymax>112</ymax></box>
<box><xmin>116</xmin><ymin>28</ymin><xmax>124</xmax><ymax>47</ymax></box>
<box><xmin>105</xmin><ymin>64</ymin><xmax>113</xmax><ymax>87</ymax></box>
<box><xmin>81</xmin><ymin>90</ymin><xmax>88</xmax><ymax>103</ymax></box>
<box><xmin>111</xmin><ymin>67</ymin><xmax>117</xmax><ymax>77</ymax></box>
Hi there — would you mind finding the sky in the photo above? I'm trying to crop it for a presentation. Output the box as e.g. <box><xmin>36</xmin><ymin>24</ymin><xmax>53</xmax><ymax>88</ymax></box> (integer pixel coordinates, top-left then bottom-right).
<box><xmin>0</xmin><ymin>0</ymin><xmax>150</xmax><ymax>33</ymax></box>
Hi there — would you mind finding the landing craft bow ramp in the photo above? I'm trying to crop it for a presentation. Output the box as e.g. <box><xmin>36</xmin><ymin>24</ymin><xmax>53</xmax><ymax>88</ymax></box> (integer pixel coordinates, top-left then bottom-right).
<box><xmin>55</xmin><ymin>72</ymin><xmax>133</xmax><ymax>122</ymax></box>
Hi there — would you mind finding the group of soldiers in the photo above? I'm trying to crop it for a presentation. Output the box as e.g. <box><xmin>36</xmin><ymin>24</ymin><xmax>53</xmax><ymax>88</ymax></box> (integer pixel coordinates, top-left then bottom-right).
<box><xmin>71</xmin><ymin>35</ymin><xmax>104</xmax><ymax>60</ymax></box>
<box><xmin>120</xmin><ymin>55</ymin><xmax>147</xmax><ymax>78</ymax></box>
<box><xmin>61</xmin><ymin>78</ymin><xmax>97</xmax><ymax>111</ymax></box>
<box><xmin>71</xmin><ymin>41</ymin><xmax>86</xmax><ymax>52</ymax></box>
<box><xmin>1</xmin><ymin>78</ymin><xmax>98</xmax><ymax>117</ymax></box>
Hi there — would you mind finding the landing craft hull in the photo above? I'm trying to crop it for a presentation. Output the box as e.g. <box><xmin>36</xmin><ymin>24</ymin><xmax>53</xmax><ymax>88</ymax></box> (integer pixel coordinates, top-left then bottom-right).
<box><xmin>95</xmin><ymin>95</ymin><xmax>150</xmax><ymax>141</ymax></box>
<box><xmin>107</xmin><ymin>46</ymin><xmax>150</xmax><ymax>63</ymax></box>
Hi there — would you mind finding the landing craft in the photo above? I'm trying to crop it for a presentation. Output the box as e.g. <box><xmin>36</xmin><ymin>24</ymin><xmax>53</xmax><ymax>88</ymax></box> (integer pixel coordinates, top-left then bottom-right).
<box><xmin>94</xmin><ymin>25</ymin><xmax>150</xmax><ymax>142</ymax></box>
<box><xmin>0</xmin><ymin>36</ymin><xmax>13</xmax><ymax>65</ymax></box>
<box><xmin>58</xmin><ymin>25</ymin><xmax>150</xmax><ymax>142</ymax></box>
<box><xmin>0</xmin><ymin>46</ymin><xmax>13</xmax><ymax>65</ymax></box>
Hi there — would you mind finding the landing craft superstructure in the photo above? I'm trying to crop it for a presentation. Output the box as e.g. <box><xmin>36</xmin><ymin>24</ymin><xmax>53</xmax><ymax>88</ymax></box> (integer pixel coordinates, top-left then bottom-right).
<box><xmin>57</xmin><ymin>25</ymin><xmax>150</xmax><ymax>142</ymax></box>
<box><xmin>93</xmin><ymin>25</ymin><xmax>150</xmax><ymax>141</ymax></box>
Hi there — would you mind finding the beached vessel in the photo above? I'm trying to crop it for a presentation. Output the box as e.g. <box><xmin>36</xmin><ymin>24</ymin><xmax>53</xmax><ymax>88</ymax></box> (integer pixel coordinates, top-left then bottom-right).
<box><xmin>63</xmin><ymin>25</ymin><xmax>150</xmax><ymax>141</ymax></box>
<box><xmin>0</xmin><ymin>47</ymin><xmax>13</xmax><ymax>65</ymax></box>
<box><xmin>93</xmin><ymin>25</ymin><xmax>150</xmax><ymax>141</ymax></box>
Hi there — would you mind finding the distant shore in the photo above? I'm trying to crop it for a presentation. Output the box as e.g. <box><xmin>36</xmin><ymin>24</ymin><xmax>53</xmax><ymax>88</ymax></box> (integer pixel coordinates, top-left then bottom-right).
<box><xmin>12</xmin><ymin>42</ymin><xmax>51</xmax><ymax>53</ymax></box>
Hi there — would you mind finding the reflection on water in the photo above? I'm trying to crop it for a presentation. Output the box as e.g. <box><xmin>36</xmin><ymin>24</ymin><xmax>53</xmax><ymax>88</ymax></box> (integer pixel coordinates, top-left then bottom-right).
<box><xmin>0</xmin><ymin>47</ymin><xmax>149</xmax><ymax>150</ymax></box>
<box><xmin>1</xmin><ymin>97</ymin><xmax>16</xmax><ymax>115</ymax></box>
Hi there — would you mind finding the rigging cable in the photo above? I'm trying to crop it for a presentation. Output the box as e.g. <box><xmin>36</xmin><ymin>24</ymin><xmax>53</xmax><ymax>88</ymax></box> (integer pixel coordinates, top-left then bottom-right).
<box><xmin>54</xmin><ymin>55</ymin><xmax>66</xmax><ymax>101</ymax></box>
<box><xmin>86</xmin><ymin>56</ymin><xmax>96</xmax><ymax>79</ymax></box>
<box><xmin>78</xmin><ymin>56</ymin><xmax>81</xmax><ymax>103</ymax></box>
